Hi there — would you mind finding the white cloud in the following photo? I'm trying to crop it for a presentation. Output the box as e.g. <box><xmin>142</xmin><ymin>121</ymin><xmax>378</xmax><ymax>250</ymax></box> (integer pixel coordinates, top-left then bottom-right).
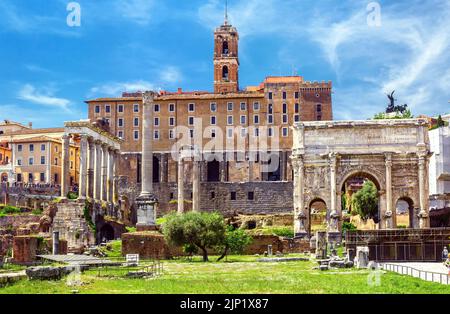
<box><xmin>160</xmin><ymin>66</ymin><xmax>183</xmax><ymax>85</ymax></box>
<box><xmin>114</xmin><ymin>0</ymin><xmax>156</xmax><ymax>25</ymax></box>
<box><xmin>17</xmin><ymin>84</ymin><xmax>71</xmax><ymax>111</ymax></box>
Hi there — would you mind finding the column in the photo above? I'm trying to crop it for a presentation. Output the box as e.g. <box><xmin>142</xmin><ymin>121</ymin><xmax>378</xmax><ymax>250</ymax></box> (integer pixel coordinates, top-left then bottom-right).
<box><xmin>192</xmin><ymin>158</ymin><xmax>200</xmax><ymax>212</ymax></box>
<box><xmin>101</xmin><ymin>144</ymin><xmax>108</xmax><ymax>201</ymax></box>
<box><xmin>220</xmin><ymin>152</ymin><xmax>227</xmax><ymax>182</ymax></box>
<box><xmin>328</xmin><ymin>153</ymin><xmax>339</xmax><ymax>233</ymax></box>
<box><xmin>177</xmin><ymin>156</ymin><xmax>185</xmax><ymax>214</ymax></box>
<box><xmin>293</xmin><ymin>155</ymin><xmax>307</xmax><ymax>237</ymax></box>
<box><xmin>384</xmin><ymin>153</ymin><xmax>393</xmax><ymax>228</ymax></box>
<box><xmin>136</xmin><ymin>91</ymin><xmax>157</xmax><ymax>230</ymax></box>
<box><xmin>107</xmin><ymin>147</ymin><xmax>114</xmax><ymax>203</ymax></box>
<box><xmin>87</xmin><ymin>138</ymin><xmax>95</xmax><ymax>199</ymax></box>
<box><xmin>78</xmin><ymin>135</ymin><xmax>88</xmax><ymax>200</ymax></box>
<box><xmin>418</xmin><ymin>152</ymin><xmax>429</xmax><ymax>228</ymax></box>
<box><xmin>112</xmin><ymin>150</ymin><xmax>119</xmax><ymax>204</ymax></box>
<box><xmin>60</xmin><ymin>134</ymin><xmax>70</xmax><ymax>198</ymax></box>
<box><xmin>93</xmin><ymin>140</ymin><xmax>102</xmax><ymax>200</ymax></box>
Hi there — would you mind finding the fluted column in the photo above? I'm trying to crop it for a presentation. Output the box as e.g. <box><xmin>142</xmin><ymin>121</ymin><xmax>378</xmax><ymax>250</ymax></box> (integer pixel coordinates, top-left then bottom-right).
<box><xmin>177</xmin><ymin>156</ymin><xmax>185</xmax><ymax>214</ymax></box>
<box><xmin>78</xmin><ymin>134</ymin><xmax>88</xmax><ymax>200</ymax></box>
<box><xmin>384</xmin><ymin>153</ymin><xmax>393</xmax><ymax>228</ymax></box>
<box><xmin>293</xmin><ymin>155</ymin><xmax>307</xmax><ymax>237</ymax></box>
<box><xmin>93</xmin><ymin>140</ymin><xmax>102</xmax><ymax>200</ymax></box>
<box><xmin>418</xmin><ymin>152</ymin><xmax>429</xmax><ymax>228</ymax></box>
<box><xmin>61</xmin><ymin>134</ymin><xmax>71</xmax><ymax>198</ymax></box>
<box><xmin>328</xmin><ymin>153</ymin><xmax>339</xmax><ymax>233</ymax></box>
<box><xmin>107</xmin><ymin>148</ymin><xmax>114</xmax><ymax>203</ymax></box>
<box><xmin>101</xmin><ymin>144</ymin><xmax>108</xmax><ymax>201</ymax></box>
<box><xmin>192</xmin><ymin>157</ymin><xmax>201</xmax><ymax>212</ymax></box>
<box><xmin>87</xmin><ymin>138</ymin><xmax>95</xmax><ymax>199</ymax></box>
<box><xmin>113</xmin><ymin>150</ymin><xmax>119</xmax><ymax>204</ymax></box>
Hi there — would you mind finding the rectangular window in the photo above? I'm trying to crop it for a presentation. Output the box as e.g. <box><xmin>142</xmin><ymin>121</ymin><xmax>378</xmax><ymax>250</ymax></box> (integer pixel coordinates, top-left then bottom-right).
<box><xmin>29</xmin><ymin>157</ymin><xmax>34</xmax><ymax>165</ymax></box>
<box><xmin>41</xmin><ymin>156</ymin><xmax>45</xmax><ymax>165</ymax></box>
<box><xmin>295</xmin><ymin>103</ymin><xmax>299</xmax><ymax>113</ymax></box>
<box><xmin>282</xmin><ymin>103</ymin><xmax>287</xmax><ymax>114</ymax></box>
<box><xmin>54</xmin><ymin>158</ymin><xmax>58</xmax><ymax>166</ymax></box>
<box><xmin>169</xmin><ymin>103</ymin><xmax>175</xmax><ymax>112</ymax></box>
<box><xmin>268</xmin><ymin>104</ymin><xmax>273</xmax><ymax>114</ymax></box>
<box><xmin>29</xmin><ymin>144</ymin><xmax>34</xmax><ymax>152</ymax></box>
<box><xmin>118</xmin><ymin>131</ymin><xmax>124</xmax><ymax>139</ymax></box>
<box><xmin>253</xmin><ymin>102</ymin><xmax>260</xmax><ymax>111</ymax></box>
<box><xmin>169</xmin><ymin>129</ymin><xmax>175</xmax><ymax>140</ymax></box>
<box><xmin>240</xmin><ymin>128</ymin><xmax>247</xmax><ymax>138</ymax></box>
<box><xmin>134</xmin><ymin>117</ymin><xmax>139</xmax><ymax>127</ymax></box>
<box><xmin>41</xmin><ymin>144</ymin><xmax>46</xmax><ymax>151</ymax></box>
<box><xmin>227</xmin><ymin>115</ymin><xmax>233</xmax><ymax>125</ymax></box>
<box><xmin>189</xmin><ymin>129</ymin><xmax>194</xmax><ymax>138</ymax></box>
<box><xmin>230</xmin><ymin>192</ymin><xmax>237</xmax><ymax>200</ymax></box>
<box><xmin>105</xmin><ymin>105</ymin><xmax>111</xmax><ymax>113</ymax></box>
<box><xmin>282</xmin><ymin>114</ymin><xmax>288</xmax><ymax>124</ymax></box>
<box><xmin>17</xmin><ymin>158</ymin><xmax>22</xmax><ymax>166</ymax></box>
<box><xmin>18</xmin><ymin>144</ymin><xmax>22</xmax><ymax>152</ymax></box>
<box><xmin>240</xmin><ymin>115</ymin><xmax>246</xmax><ymax>125</ymax></box>
<box><xmin>154</xmin><ymin>117</ymin><xmax>159</xmax><ymax>127</ymax></box>
<box><xmin>210</xmin><ymin>102</ymin><xmax>217</xmax><ymax>112</ymax></box>
<box><xmin>268</xmin><ymin>127</ymin><xmax>273</xmax><ymax>137</ymax></box>
<box><xmin>248</xmin><ymin>191</ymin><xmax>255</xmax><ymax>200</ymax></box>
<box><xmin>169</xmin><ymin>117</ymin><xmax>175</xmax><ymax>127</ymax></box>
<box><xmin>316</xmin><ymin>104</ymin><xmax>322</xmax><ymax>112</ymax></box>
<box><xmin>253</xmin><ymin>114</ymin><xmax>259</xmax><ymax>124</ymax></box>
<box><xmin>95</xmin><ymin>105</ymin><xmax>100</xmax><ymax>114</ymax></box>
<box><xmin>227</xmin><ymin>102</ymin><xmax>233</xmax><ymax>111</ymax></box>
<box><xmin>282</xmin><ymin>91</ymin><xmax>287</xmax><ymax>100</ymax></box>
<box><xmin>227</xmin><ymin>127</ymin><xmax>234</xmax><ymax>138</ymax></box>
<box><xmin>240</xmin><ymin>102</ymin><xmax>247</xmax><ymax>111</ymax></box>
<box><xmin>267</xmin><ymin>114</ymin><xmax>274</xmax><ymax>124</ymax></box>
<box><xmin>211</xmin><ymin>129</ymin><xmax>216</xmax><ymax>138</ymax></box>
<box><xmin>118</xmin><ymin>104</ymin><xmax>124</xmax><ymax>113</ymax></box>
<box><xmin>188</xmin><ymin>116</ymin><xmax>194</xmax><ymax>126</ymax></box>
<box><xmin>282</xmin><ymin>127</ymin><xmax>289</xmax><ymax>137</ymax></box>
<box><xmin>134</xmin><ymin>104</ymin><xmax>140</xmax><ymax>113</ymax></box>
<box><xmin>210</xmin><ymin>116</ymin><xmax>216</xmax><ymax>125</ymax></box>
<box><xmin>268</xmin><ymin>92</ymin><xmax>273</xmax><ymax>100</ymax></box>
<box><xmin>134</xmin><ymin>130</ymin><xmax>139</xmax><ymax>140</ymax></box>
<box><xmin>188</xmin><ymin>103</ymin><xmax>195</xmax><ymax>112</ymax></box>
<box><xmin>40</xmin><ymin>173</ymin><xmax>45</xmax><ymax>182</ymax></box>
<box><xmin>154</xmin><ymin>130</ymin><xmax>160</xmax><ymax>140</ymax></box>
<box><xmin>154</xmin><ymin>104</ymin><xmax>160</xmax><ymax>112</ymax></box>
<box><xmin>254</xmin><ymin>127</ymin><xmax>259</xmax><ymax>137</ymax></box>
<box><xmin>295</xmin><ymin>91</ymin><xmax>299</xmax><ymax>99</ymax></box>
<box><xmin>118</xmin><ymin>118</ymin><xmax>124</xmax><ymax>127</ymax></box>
<box><xmin>294</xmin><ymin>114</ymin><xmax>300</xmax><ymax>122</ymax></box>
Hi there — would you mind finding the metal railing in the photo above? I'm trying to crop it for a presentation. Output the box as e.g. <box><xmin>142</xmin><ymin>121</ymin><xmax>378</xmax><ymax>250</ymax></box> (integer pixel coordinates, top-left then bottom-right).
<box><xmin>382</xmin><ymin>263</ymin><xmax>450</xmax><ymax>285</ymax></box>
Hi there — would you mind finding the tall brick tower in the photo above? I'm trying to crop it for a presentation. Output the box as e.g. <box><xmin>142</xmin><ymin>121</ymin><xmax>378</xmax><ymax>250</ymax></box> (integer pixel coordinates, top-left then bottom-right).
<box><xmin>214</xmin><ymin>5</ymin><xmax>239</xmax><ymax>93</ymax></box>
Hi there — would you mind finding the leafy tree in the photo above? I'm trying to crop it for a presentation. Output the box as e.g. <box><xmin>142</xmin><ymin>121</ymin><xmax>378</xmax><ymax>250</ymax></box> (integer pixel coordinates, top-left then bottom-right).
<box><xmin>342</xmin><ymin>221</ymin><xmax>357</xmax><ymax>237</ymax></box>
<box><xmin>216</xmin><ymin>226</ymin><xmax>252</xmax><ymax>261</ymax></box>
<box><xmin>351</xmin><ymin>180</ymin><xmax>379</xmax><ymax>221</ymax></box>
<box><xmin>162</xmin><ymin>212</ymin><xmax>226</xmax><ymax>262</ymax></box>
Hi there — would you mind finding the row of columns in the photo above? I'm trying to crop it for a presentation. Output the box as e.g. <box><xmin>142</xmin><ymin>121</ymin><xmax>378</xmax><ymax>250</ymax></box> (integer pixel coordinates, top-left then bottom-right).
<box><xmin>61</xmin><ymin>134</ymin><xmax>119</xmax><ymax>204</ymax></box>
<box><xmin>177</xmin><ymin>154</ymin><xmax>201</xmax><ymax>214</ymax></box>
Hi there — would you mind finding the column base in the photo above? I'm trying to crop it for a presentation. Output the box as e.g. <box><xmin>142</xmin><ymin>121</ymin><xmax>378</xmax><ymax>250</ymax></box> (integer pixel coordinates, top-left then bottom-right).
<box><xmin>136</xmin><ymin>224</ymin><xmax>159</xmax><ymax>232</ymax></box>
<box><xmin>136</xmin><ymin>193</ymin><xmax>158</xmax><ymax>228</ymax></box>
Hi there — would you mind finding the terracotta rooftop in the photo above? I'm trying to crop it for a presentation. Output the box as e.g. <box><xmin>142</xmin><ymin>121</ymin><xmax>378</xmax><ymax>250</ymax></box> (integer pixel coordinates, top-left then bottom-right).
<box><xmin>7</xmin><ymin>127</ymin><xmax>65</xmax><ymax>136</ymax></box>
<box><xmin>264</xmin><ymin>76</ymin><xmax>303</xmax><ymax>84</ymax></box>
<box><xmin>10</xmin><ymin>135</ymin><xmax>62</xmax><ymax>144</ymax></box>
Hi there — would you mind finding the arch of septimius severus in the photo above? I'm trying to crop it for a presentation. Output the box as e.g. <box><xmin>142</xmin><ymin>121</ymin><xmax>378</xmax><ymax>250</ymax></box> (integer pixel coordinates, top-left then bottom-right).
<box><xmin>292</xmin><ymin>119</ymin><xmax>431</xmax><ymax>240</ymax></box>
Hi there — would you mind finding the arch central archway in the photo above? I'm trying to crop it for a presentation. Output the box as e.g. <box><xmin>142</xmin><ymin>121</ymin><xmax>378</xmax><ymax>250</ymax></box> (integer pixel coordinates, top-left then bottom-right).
<box><xmin>395</xmin><ymin>197</ymin><xmax>415</xmax><ymax>228</ymax></box>
<box><xmin>309</xmin><ymin>198</ymin><xmax>328</xmax><ymax>235</ymax></box>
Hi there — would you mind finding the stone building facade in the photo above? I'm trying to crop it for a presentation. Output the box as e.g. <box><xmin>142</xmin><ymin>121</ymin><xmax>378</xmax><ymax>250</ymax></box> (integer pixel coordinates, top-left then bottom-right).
<box><xmin>85</xmin><ymin>17</ymin><xmax>332</xmax><ymax>217</ymax></box>
<box><xmin>292</xmin><ymin>119</ymin><xmax>431</xmax><ymax>239</ymax></box>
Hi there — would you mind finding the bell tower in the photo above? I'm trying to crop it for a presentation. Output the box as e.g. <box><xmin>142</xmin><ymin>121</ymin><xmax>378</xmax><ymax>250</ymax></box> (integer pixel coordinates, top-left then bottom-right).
<box><xmin>213</xmin><ymin>3</ymin><xmax>239</xmax><ymax>94</ymax></box>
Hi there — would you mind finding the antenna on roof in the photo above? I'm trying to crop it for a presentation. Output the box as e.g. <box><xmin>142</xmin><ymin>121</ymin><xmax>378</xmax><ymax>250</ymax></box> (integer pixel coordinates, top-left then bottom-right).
<box><xmin>224</xmin><ymin>0</ymin><xmax>229</xmax><ymax>25</ymax></box>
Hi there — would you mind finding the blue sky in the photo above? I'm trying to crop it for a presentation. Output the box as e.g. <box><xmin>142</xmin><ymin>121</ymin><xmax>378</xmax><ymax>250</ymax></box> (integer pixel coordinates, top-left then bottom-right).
<box><xmin>0</xmin><ymin>0</ymin><xmax>449</xmax><ymax>128</ymax></box>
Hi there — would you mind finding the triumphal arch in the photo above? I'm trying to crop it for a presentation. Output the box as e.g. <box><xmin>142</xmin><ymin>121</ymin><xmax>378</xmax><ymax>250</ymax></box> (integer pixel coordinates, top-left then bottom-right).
<box><xmin>292</xmin><ymin>119</ymin><xmax>431</xmax><ymax>239</ymax></box>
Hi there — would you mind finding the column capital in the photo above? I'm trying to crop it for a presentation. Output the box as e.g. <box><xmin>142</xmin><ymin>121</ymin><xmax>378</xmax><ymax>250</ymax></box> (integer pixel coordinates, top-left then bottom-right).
<box><xmin>143</xmin><ymin>91</ymin><xmax>157</xmax><ymax>104</ymax></box>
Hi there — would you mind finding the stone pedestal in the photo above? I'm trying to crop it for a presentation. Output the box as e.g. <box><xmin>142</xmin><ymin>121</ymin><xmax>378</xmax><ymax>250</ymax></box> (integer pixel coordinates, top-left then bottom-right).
<box><xmin>315</xmin><ymin>231</ymin><xmax>327</xmax><ymax>259</ymax></box>
<box><xmin>136</xmin><ymin>194</ymin><xmax>157</xmax><ymax>231</ymax></box>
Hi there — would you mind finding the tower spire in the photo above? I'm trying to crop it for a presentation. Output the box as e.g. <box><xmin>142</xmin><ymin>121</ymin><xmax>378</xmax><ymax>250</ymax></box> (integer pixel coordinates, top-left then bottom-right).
<box><xmin>224</xmin><ymin>0</ymin><xmax>228</xmax><ymax>25</ymax></box>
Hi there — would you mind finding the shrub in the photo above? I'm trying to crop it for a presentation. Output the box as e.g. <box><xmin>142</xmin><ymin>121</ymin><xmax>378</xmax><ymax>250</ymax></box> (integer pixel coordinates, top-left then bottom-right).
<box><xmin>216</xmin><ymin>226</ymin><xmax>252</xmax><ymax>261</ymax></box>
<box><xmin>31</xmin><ymin>208</ymin><xmax>43</xmax><ymax>216</ymax></box>
<box><xmin>0</xmin><ymin>205</ymin><xmax>21</xmax><ymax>215</ymax></box>
<box><xmin>271</xmin><ymin>227</ymin><xmax>294</xmax><ymax>238</ymax></box>
<box><xmin>67</xmin><ymin>191</ymin><xmax>78</xmax><ymax>200</ymax></box>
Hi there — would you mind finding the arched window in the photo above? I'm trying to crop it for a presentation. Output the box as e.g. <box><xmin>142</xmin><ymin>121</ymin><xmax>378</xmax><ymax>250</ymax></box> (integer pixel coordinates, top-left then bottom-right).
<box><xmin>222</xmin><ymin>41</ymin><xmax>229</xmax><ymax>55</ymax></box>
<box><xmin>222</xmin><ymin>66</ymin><xmax>229</xmax><ymax>80</ymax></box>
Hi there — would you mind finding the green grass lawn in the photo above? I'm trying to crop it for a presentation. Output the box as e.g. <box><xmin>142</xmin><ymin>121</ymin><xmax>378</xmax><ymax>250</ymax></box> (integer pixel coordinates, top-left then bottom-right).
<box><xmin>1</xmin><ymin>255</ymin><xmax>450</xmax><ymax>294</ymax></box>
